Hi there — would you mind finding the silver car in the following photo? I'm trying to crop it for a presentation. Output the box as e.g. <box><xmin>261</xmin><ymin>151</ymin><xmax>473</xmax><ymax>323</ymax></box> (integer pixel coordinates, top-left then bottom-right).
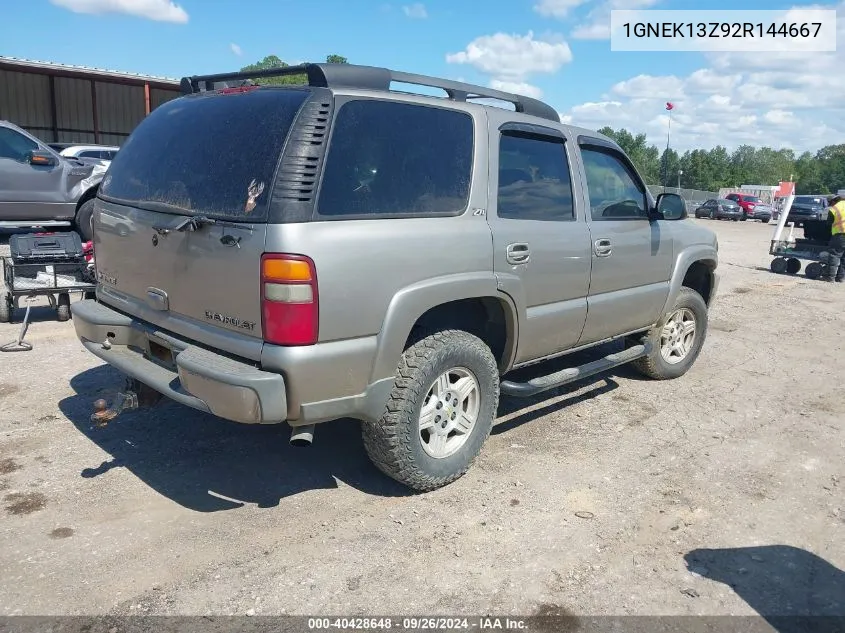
<box><xmin>0</xmin><ymin>121</ymin><xmax>106</xmax><ymax>239</ymax></box>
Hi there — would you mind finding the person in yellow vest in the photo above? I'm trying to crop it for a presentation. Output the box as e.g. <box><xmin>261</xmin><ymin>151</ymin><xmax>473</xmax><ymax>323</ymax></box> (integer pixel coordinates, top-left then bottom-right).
<box><xmin>822</xmin><ymin>195</ymin><xmax>845</xmax><ymax>282</ymax></box>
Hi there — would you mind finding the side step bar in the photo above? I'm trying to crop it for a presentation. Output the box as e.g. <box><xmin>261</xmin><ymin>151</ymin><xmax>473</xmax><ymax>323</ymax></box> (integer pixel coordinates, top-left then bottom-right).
<box><xmin>500</xmin><ymin>343</ymin><xmax>651</xmax><ymax>398</ymax></box>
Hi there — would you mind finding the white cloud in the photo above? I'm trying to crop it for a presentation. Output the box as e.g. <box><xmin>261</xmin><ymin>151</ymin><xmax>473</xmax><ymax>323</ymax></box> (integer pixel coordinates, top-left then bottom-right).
<box><xmin>50</xmin><ymin>0</ymin><xmax>188</xmax><ymax>22</ymax></box>
<box><xmin>402</xmin><ymin>3</ymin><xmax>427</xmax><ymax>18</ymax></box>
<box><xmin>230</xmin><ymin>43</ymin><xmax>242</xmax><ymax>56</ymax></box>
<box><xmin>490</xmin><ymin>80</ymin><xmax>544</xmax><ymax>99</ymax></box>
<box><xmin>533</xmin><ymin>0</ymin><xmax>590</xmax><ymax>18</ymax></box>
<box><xmin>557</xmin><ymin>0</ymin><xmax>845</xmax><ymax>153</ymax></box>
<box><xmin>570</xmin><ymin>0</ymin><xmax>659</xmax><ymax>40</ymax></box>
<box><xmin>446</xmin><ymin>31</ymin><xmax>572</xmax><ymax>100</ymax></box>
<box><xmin>611</xmin><ymin>74</ymin><xmax>684</xmax><ymax>98</ymax></box>
<box><xmin>446</xmin><ymin>31</ymin><xmax>572</xmax><ymax>78</ymax></box>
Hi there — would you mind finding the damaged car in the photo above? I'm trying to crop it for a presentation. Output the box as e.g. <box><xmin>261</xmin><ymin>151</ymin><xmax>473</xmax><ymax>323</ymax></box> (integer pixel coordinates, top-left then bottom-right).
<box><xmin>0</xmin><ymin>120</ymin><xmax>107</xmax><ymax>240</ymax></box>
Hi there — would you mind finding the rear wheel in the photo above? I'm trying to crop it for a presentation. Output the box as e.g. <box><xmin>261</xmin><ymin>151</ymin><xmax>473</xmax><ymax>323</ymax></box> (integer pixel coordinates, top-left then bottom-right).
<box><xmin>632</xmin><ymin>287</ymin><xmax>708</xmax><ymax>380</ymax></box>
<box><xmin>362</xmin><ymin>329</ymin><xmax>499</xmax><ymax>492</ymax></box>
<box><xmin>56</xmin><ymin>293</ymin><xmax>71</xmax><ymax>322</ymax></box>
<box><xmin>771</xmin><ymin>258</ymin><xmax>788</xmax><ymax>274</ymax></box>
<box><xmin>75</xmin><ymin>198</ymin><xmax>95</xmax><ymax>241</ymax></box>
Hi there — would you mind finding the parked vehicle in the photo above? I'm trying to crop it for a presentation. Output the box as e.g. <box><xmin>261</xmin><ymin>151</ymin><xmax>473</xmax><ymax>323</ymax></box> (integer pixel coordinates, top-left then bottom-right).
<box><xmin>725</xmin><ymin>193</ymin><xmax>775</xmax><ymax>224</ymax></box>
<box><xmin>71</xmin><ymin>63</ymin><xmax>720</xmax><ymax>491</ymax></box>
<box><xmin>0</xmin><ymin>120</ymin><xmax>105</xmax><ymax>240</ymax></box>
<box><xmin>694</xmin><ymin>198</ymin><xmax>743</xmax><ymax>220</ymax></box>
<box><xmin>57</xmin><ymin>144</ymin><xmax>120</xmax><ymax>163</ymax></box>
<box><xmin>784</xmin><ymin>195</ymin><xmax>828</xmax><ymax>228</ymax></box>
<box><xmin>724</xmin><ymin>193</ymin><xmax>772</xmax><ymax>222</ymax></box>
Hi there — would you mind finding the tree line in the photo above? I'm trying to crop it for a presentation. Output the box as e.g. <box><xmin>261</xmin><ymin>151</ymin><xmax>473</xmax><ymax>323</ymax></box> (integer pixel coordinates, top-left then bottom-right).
<box><xmin>240</xmin><ymin>54</ymin><xmax>348</xmax><ymax>86</ymax></box>
<box><xmin>597</xmin><ymin>127</ymin><xmax>845</xmax><ymax>195</ymax></box>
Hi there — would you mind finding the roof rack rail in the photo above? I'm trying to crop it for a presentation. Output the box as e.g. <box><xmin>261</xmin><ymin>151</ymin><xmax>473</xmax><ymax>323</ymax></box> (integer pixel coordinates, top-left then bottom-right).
<box><xmin>179</xmin><ymin>63</ymin><xmax>560</xmax><ymax>123</ymax></box>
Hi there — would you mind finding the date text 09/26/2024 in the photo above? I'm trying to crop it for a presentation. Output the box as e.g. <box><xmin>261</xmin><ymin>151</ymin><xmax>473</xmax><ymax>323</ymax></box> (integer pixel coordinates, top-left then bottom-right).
<box><xmin>609</xmin><ymin>9</ymin><xmax>836</xmax><ymax>51</ymax></box>
<box><xmin>307</xmin><ymin>617</ymin><xmax>528</xmax><ymax>630</ymax></box>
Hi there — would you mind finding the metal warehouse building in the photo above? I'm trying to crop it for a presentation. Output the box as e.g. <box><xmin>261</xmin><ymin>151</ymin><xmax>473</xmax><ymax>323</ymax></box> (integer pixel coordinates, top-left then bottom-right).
<box><xmin>0</xmin><ymin>56</ymin><xmax>181</xmax><ymax>146</ymax></box>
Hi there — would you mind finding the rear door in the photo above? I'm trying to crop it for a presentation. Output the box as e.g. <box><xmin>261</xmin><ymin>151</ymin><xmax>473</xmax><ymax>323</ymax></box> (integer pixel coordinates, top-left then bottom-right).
<box><xmin>489</xmin><ymin>122</ymin><xmax>592</xmax><ymax>364</ymax></box>
<box><xmin>93</xmin><ymin>87</ymin><xmax>310</xmax><ymax>357</ymax></box>
<box><xmin>576</xmin><ymin>140</ymin><xmax>674</xmax><ymax>344</ymax></box>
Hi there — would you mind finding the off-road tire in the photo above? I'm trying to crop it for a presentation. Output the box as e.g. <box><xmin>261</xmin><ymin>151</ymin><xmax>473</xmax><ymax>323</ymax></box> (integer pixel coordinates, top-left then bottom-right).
<box><xmin>632</xmin><ymin>287</ymin><xmax>708</xmax><ymax>380</ymax></box>
<box><xmin>75</xmin><ymin>198</ymin><xmax>95</xmax><ymax>241</ymax></box>
<box><xmin>0</xmin><ymin>293</ymin><xmax>10</xmax><ymax>323</ymax></box>
<box><xmin>362</xmin><ymin>329</ymin><xmax>499</xmax><ymax>492</ymax></box>
<box><xmin>56</xmin><ymin>293</ymin><xmax>71</xmax><ymax>322</ymax></box>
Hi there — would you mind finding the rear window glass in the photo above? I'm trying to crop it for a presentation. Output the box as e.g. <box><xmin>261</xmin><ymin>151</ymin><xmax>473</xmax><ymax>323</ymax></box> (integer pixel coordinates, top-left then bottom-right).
<box><xmin>316</xmin><ymin>100</ymin><xmax>473</xmax><ymax>218</ymax></box>
<box><xmin>99</xmin><ymin>88</ymin><xmax>308</xmax><ymax>220</ymax></box>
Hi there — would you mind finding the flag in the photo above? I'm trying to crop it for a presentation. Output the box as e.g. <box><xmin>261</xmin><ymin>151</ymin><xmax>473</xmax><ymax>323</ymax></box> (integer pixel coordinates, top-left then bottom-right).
<box><xmin>665</xmin><ymin>102</ymin><xmax>674</xmax><ymax>111</ymax></box>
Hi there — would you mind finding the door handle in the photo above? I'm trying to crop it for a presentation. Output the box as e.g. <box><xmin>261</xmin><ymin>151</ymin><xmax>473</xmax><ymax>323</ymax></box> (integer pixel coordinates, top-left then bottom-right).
<box><xmin>506</xmin><ymin>243</ymin><xmax>530</xmax><ymax>264</ymax></box>
<box><xmin>594</xmin><ymin>238</ymin><xmax>612</xmax><ymax>257</ymax></box>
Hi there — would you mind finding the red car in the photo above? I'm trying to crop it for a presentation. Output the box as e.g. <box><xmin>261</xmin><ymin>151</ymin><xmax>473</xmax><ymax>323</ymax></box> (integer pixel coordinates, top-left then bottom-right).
<box><xmin>724</xmin><ymin>193</ymin><xmax>773</xmax><ymax>222</ymax></box>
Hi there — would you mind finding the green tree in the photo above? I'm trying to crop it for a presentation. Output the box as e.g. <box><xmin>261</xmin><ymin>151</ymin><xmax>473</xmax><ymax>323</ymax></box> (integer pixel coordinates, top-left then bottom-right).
<box><xmin>240</xmin><ymin>54</ymin><xmax>349</xmax><ymax>85</ymax></box>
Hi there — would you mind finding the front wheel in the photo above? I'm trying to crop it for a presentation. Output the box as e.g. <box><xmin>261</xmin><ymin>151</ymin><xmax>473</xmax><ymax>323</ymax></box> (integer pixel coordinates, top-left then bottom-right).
<box><xmin>632</xmin><ymin>287</ymin><xmax>708</xmax><ymax>380</ymax></box>
<box><xmin>362</xmin><ymin>329</ymin><xmax>500</xmax><ymax>492</ymax></box>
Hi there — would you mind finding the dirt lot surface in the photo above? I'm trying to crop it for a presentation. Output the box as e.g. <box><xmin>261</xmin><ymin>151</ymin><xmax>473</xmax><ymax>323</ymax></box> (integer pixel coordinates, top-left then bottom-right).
<box><xmin>0</xmin><ymin>219</ymin><xmax>842</xmax><ymax>621</ymax></box>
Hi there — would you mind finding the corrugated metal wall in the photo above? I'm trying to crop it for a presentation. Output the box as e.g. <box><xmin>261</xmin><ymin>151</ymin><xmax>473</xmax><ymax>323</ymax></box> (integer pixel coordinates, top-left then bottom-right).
<box><xmin>0</xmin><ymin>66</ymin><xmax>180</xmax><ymax>146</ymax></box>
<box><xmin>55</xmin><ymin>76</ymin><xmax>95</xmax><ymax>143</ymax></box>
<box><xmin>151</xmin><ymin>88</ymin><xmax>179</xmax><ymax>110</ymax></box>
<box><xmin>95</xmin><ymin>82</ymin><xmax>146</xmax><ymax>146</ymax></box>
<box><xmin>0</xmin><ymin>69</ymin><xmax>52</xmax><ymax>138</ymax></box>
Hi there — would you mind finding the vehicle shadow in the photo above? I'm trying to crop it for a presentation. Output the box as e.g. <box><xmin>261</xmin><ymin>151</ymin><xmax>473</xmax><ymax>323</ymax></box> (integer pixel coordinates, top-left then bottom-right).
<box><xmin>58</xmin><ymin>365</ymin><xmax>413</xmax><ymax>512</ymax></box>
<box><xmin>684</xmin><ymin>545</ymin><xmax>845</xmax><ymax>633</ymax></box>
<box><xmin>59</xmin><ymin>340</ymin><xmax>648</xmax><ymax>512</ymax></box>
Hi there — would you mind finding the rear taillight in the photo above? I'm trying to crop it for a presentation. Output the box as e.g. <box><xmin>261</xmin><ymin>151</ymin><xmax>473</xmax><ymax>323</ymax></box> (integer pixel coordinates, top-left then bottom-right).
<box><xmin>261</xmin><ymin>254</ymin><xmax>318</xmax><ymax>346</ymax></box>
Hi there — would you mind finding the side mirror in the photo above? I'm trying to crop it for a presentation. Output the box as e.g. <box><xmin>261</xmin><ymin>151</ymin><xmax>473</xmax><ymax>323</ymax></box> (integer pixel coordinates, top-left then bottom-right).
<box><xmin>655</xmin><ymin>192</ymin><xmax>687</xmax><ymax>220</ymax></box>
<box><xmin>27</xmin><ymin>150</ymin><xmax>58</xmax><ymax>167</ymax></box>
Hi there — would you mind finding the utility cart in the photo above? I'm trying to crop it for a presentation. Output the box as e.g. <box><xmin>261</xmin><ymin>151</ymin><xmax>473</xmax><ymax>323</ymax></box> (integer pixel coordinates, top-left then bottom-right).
<box><xmin>769</xmin><ymin>196</ymin><xmax>833</xmax><ymax>280</ymax></box>
<box><xmin>0</xmin><ymin>232</ymin><xmax>95</xmax><ymax>324</ymax></box>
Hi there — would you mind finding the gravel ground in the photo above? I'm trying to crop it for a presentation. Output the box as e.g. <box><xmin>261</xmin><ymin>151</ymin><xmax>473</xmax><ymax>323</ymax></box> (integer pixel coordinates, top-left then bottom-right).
<box><xmin>0</xmin><ymin>219</ymin><xmax>842</xmax><ymax>621</ymax></box>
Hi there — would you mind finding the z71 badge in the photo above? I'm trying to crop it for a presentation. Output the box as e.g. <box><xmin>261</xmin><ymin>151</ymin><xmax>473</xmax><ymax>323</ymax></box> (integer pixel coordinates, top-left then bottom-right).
<box><xmin>204</xmin><ymin>310</ymin><xmax>256</xmax><ymax>331</ymax></box>
<box><xmin>97</xmin><ymin>270</ymin><xmax>117</xmax><ymax>285</ymax></box>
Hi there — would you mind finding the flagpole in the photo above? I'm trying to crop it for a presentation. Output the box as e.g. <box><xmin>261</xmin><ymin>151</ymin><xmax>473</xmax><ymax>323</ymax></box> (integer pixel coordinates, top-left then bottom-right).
<box><xmin>663</xmin><ymin>105</ymin><xmax>672</xmax><ymax>192</ymax></box>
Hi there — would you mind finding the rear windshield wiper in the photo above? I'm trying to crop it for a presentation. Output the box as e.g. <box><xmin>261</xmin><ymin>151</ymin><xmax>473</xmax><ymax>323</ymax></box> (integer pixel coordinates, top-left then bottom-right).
<box><xmin>153</xmin><ymin>215</ymin><xmax>254</xmax><ymax>235</ymax></box>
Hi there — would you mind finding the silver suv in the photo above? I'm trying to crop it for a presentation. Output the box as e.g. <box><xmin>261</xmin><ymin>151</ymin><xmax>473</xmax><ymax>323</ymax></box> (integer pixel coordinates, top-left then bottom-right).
<box><xmin>0</xmin><ymin>121</ymin><xmax>106</xmax><ymax>239</ymax></box>
<box><xmin>71</xmin><ymin>63</ymin><xmax>720</xmax><ymax>491</ymax></box>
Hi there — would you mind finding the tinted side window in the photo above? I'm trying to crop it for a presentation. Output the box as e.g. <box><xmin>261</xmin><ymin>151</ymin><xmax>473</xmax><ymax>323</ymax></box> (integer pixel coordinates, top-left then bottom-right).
<box><xmin>316</xmin><ymin>100</ymin><xmax>473</xmax><ymax>218</ymax></box>
<box><xmin>0</xmin><ymin>128</ymin><xmax>38</xmax><ymax>162</ymax></box>
<box><xmin>580</xmin><ymin>147</ymin><xmax>647</xmax><ymax>220</ymax></box>
<box><xmin>497</xmin><ymin>132</ymin><xmax>574</xmax><ymax>221</ymax></box>
<box><xmin>79</xmin><ymin>150</ymin><xmax>100</xmax><ymax>158</ymax></box>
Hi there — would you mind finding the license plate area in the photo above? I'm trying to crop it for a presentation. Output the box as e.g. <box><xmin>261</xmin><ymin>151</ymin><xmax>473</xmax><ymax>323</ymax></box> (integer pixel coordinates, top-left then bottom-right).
<box><xmin>146</xmin><ymin>336</ymin><xmax>177</xmax><ymax>372</ymax></box>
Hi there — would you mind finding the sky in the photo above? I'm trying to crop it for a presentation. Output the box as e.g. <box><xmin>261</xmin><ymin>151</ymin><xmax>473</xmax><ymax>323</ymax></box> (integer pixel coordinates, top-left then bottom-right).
<box><xmin>3</xmin><ymin>0</ymin><xmax>844</xmax><ymax>154</ymax></box>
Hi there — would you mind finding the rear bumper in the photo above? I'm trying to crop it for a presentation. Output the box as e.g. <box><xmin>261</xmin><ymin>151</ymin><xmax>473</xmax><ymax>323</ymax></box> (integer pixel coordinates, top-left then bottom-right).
<box><xmin>71</xmin><ymin>300</ymin><xmax>287</xmax><ymax>425</ymax></box>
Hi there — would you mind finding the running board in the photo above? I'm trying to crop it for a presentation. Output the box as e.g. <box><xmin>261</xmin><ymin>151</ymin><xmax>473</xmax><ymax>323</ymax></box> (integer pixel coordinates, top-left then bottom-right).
<box><xmin>500</xmin><ymin>343</ymin><xmax>650</xmax><ymax>398</ymax></box>
<box><xmin>0</xmin><ymin>220</ymin><xmax>72</xmax><ymax>228</ymax></box>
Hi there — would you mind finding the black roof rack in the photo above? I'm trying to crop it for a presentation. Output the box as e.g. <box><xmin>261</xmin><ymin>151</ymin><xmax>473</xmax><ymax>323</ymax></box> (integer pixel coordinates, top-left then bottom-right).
<box><xmin>179</xmin><ymin>63</ymin><xmax>560</xmax><ymax>123</ymax></box>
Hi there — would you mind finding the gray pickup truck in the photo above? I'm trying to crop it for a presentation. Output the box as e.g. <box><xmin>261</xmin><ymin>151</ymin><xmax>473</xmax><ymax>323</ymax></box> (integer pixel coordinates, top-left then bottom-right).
<box><xmin>0</xmin><ymin>120</ymin><xmax>105</xmax><ymax>240</ymax></box>
<box><xmin>71</xmin><ymin>63</ymin><xmax>719</xmax><ymax>491</ymax></box>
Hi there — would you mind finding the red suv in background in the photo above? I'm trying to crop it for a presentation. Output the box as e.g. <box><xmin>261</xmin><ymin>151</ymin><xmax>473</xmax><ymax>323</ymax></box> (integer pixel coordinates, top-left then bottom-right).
<box><xmin>724</xmin><ymin>193</ymin><xmax>773</xmax><ymax>223</ymax></box>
